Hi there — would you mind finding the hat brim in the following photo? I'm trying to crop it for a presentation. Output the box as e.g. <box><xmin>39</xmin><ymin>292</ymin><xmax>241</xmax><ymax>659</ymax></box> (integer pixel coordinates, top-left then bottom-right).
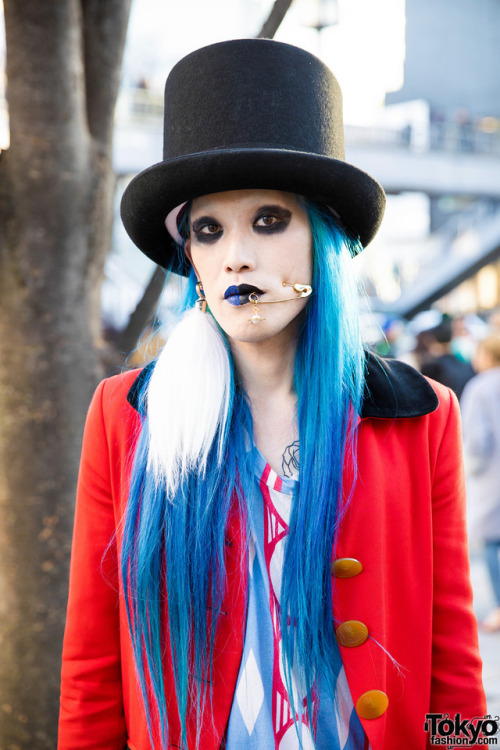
<box><xmin>120</xmin><ymin>148</ymin><xmax>386</xmax><ymax>274</ymax></box>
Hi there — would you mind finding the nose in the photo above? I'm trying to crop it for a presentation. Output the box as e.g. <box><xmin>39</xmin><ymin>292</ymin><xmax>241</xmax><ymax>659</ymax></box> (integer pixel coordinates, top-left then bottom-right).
<box><xmin>223</xmin><ymin>231</ymin><xmax>257</xmax><ymax>274</ymax></box>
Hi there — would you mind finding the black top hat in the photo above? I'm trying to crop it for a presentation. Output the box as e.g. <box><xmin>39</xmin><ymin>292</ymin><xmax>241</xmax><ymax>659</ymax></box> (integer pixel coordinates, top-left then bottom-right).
<box><xmin>121</xmin><ymin>38</ymin><xmax>386</xmax><ymax>273</ymax></box>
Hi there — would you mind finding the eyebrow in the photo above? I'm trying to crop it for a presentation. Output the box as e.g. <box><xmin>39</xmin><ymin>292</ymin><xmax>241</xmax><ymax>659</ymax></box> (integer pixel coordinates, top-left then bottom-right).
<box><xmin>254</xmin><ymin>204</ymin><xmax>292</xmax><ymax>216</ymax></box>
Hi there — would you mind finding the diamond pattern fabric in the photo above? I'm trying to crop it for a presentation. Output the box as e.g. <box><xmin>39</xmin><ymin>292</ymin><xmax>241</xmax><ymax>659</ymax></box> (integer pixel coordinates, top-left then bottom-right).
<box><xmin>236</xmin><ymin>649</ymin><xmax>265</xmax><ymax>735</ymax></box>
<box><xmin>225</xmin><ymin>448</ymin><xmax>370</xmax><ymax>749</ymax></box>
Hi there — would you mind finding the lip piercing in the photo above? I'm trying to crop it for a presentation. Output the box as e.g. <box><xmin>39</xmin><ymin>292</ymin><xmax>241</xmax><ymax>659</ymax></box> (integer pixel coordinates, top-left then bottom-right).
<box><xmin>246</xmin><ymin>283</ymin><xmax>313</xmax><ymax>324</ymax></box>
<box><xmin>248</xmin><ymin>292</ymin><xmax>265</xmax><ymax>324</ymax></box>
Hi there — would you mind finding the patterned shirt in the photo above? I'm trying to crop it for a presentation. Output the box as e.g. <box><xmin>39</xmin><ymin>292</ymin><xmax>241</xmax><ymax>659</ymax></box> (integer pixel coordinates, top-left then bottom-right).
<box><xmin>226</xmin><ymin>449</ymin><xmax>370</xmax><ymax>750</ymax></box>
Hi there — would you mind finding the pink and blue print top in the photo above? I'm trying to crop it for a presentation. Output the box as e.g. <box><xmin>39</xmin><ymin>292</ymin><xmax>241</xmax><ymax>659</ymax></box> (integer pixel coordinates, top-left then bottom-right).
<box><xmin>225</xmin><ymin>449</ymin><xmax>370</xmax><ymax>750</ymax></box>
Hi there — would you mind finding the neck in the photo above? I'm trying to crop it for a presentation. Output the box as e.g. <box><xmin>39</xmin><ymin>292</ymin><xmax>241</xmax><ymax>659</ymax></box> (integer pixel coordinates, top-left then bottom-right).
<box><xmin>229</xmin><ymin>324</ymin><xmax>300</xmax><ymax>475</ymax></box>
<box><xmin>229</xmin><ymin>326</ymin><xmax>298</xmax><ymax>405</ymax></box>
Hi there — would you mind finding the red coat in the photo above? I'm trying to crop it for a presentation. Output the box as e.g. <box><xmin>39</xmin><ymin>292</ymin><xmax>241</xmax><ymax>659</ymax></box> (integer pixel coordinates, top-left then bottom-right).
<box><xmin>58</xmin><ymin>355</ymin><xmax>486</xmax><ymax>749</ymax></box>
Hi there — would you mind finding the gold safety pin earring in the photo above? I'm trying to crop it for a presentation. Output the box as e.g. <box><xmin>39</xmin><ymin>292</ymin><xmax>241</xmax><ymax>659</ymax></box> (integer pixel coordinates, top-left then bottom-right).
<box><xmin>283</xmin><ymin>282</ymin><xmax>313</xmax><ymax>298</ymax></box>
<box><xmin>257</xmin><ymin>282</ymin><xmax>313</xmax><ymax>304</ymax></box>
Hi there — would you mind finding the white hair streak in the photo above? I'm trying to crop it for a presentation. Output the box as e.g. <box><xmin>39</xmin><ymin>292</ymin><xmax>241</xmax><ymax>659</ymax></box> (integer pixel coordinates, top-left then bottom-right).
<box><xmin>146</xmin><ymin>307</ymin><xmax>231</xmax><ymax>496</ymax></box>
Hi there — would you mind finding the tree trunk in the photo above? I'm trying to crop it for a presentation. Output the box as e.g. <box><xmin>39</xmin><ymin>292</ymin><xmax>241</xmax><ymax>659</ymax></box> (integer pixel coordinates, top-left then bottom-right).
<box><xmin>0</xmin><ymin>1</ymin><xmax>131</xmax><ymax>745</ymax></box>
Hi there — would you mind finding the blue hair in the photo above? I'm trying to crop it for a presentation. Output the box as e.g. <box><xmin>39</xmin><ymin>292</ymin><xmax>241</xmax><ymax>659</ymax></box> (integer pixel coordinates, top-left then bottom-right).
<box><xmin>120</xmin><ymin>201</ymin><xmax>365</xmax><ymax>748</ymax></box>
<box><xmin>281</xmin><ymin>201</ymin><xmax>365</xmax><ymax>717</ymax></box>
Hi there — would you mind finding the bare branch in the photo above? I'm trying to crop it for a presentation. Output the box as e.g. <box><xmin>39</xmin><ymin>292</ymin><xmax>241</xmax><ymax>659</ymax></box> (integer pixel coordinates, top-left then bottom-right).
<box><xmin>117</xmin><ymin>265</ymin><xmax>166</xmax><ymax>355</ymax></box>
<box><xmin>257</xmin><ymin>0</ymin><xmax>295</xmax><ymax>39</ymax></box>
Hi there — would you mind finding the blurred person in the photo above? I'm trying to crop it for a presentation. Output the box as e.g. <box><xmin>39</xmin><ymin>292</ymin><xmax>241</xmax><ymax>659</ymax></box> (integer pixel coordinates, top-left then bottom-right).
<box><xmin>450</xmin><ymin>314</ymin><xmax>476</xmax><ymax>363</ymax></box>
<box><xmin>372</xmin><ymin>316</ymin><xmax>405</xmax><ymax>358</ymax></box>
<box><xmin>454</xmin><ymin>108</ymin><xmax>474</xmax><ymax>152</ymax></box>
<box><xmin>407</xmin><ymin>329</ymin><xmax>433</xmax><ymax>371</ymax></box>
<box><xmin>487</xmin><ymin>308</ymin><xmax>500</xmax><ymax>332</ymax></box>
<box><xmin>58</xmin><ymin>40</ymin><xmax>485</xmax><ymax>750</ymax></box>
<box><xmin>420</xmin><ymin>317</ymin><xmax>475</xmax><ymax>399</ymax></box>
<box><xmin>461</xmin><ymin>334</ymin><xmax>500</xmax><ymax>632</ymax></box>
<box><xmin>430</xmin><ymin>107</ymin><xmax>446</xmax><ymax>150</ymax></box>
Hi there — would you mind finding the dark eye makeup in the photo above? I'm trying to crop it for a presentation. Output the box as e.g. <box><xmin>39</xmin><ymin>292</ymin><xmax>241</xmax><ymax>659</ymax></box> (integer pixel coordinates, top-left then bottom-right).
<box><xmin>253</xmin><ymin>205</ymin><xmax>292</xmax><ymax>233</ymax></box>
<box><xmin>191</xmin><ymin>216</ymin><xmax>223</xmax><ymax>243</ymax></box>
<box><xmin>191</xmin><ymin>204</ymin><xmax>293</xmax><ymax>243</ymax></box>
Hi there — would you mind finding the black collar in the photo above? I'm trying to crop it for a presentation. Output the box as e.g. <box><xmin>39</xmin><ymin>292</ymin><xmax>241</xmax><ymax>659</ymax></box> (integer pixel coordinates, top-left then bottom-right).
<box><xmin>127</xmin><ymin>351</ymin><xmax>438</xmax><ymax>420</ymax></box>
<box><xmin>360</xmin><ymin>352</ymin><xmax>438</xmax><ymax>418</ymax></box>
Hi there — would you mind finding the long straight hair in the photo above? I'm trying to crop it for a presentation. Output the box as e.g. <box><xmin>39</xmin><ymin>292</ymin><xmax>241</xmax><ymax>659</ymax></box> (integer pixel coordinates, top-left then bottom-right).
<box><xmin>120</xmin><ymin>200</ymin><xmax>365</xmax><ymax>748</ymax></box>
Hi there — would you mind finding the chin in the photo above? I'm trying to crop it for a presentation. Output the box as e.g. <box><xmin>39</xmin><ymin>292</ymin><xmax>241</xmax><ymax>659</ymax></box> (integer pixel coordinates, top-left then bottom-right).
<box><xmin>222</xmin><ymin>317</ymin><xmax>303</xmax><ymax>347</ymax></box>
<box><xmin>210</xmin><ymin>303</ymin><xmax>306</xmax><ymax>346</ymax></box>
<box><xmin>229</xmin><ymin>329</ymin><xmax>279</xmax><ymax>345</ymax></box>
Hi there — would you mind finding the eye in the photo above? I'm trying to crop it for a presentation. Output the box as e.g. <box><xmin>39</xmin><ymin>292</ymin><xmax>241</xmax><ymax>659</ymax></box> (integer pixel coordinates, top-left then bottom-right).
<box><xmin>253</xmin><ymin>206</ymin><xmax>292</xmax><ymax>234</ymax></box>
<box><xmin>199</xmin><ymin>223</ymin><xmax>221</xmax><ymax>235</ymax></box>
<box><xmin>191</xmin><ymin>216</ymin><xmax>223</xmax><ymax>243</ymax></box>
<box><xmin>255</xmin><ymin>214</ymin><xmax>279</xmax><ymax>227</ymax></box>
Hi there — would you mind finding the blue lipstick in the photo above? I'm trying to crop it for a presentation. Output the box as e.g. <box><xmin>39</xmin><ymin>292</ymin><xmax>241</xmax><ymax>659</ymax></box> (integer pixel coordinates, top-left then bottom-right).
<box><xmin>224</xmin><ymin>285</ymin><xmax>241</xmax><ymax>306</ymax></box>
<box><xmin>224</xmin><ymin>284</ymin><xmax>263</xmax><ymax>306</ymax></box>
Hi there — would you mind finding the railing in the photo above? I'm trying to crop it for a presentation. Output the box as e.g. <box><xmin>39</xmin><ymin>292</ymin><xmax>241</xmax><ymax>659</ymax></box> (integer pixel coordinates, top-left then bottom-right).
<box><xmin>115</xmin><ymin>87</ymin><xmax>500</xmax><ymax>157</ymax></box>
<box><xmin>345</xmin><ymin>121</ymin><xmax>500</xmax><ymax>157</ymax></box>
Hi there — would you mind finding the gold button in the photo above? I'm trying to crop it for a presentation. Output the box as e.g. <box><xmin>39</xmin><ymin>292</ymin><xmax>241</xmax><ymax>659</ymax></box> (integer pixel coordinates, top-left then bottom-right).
<box><xmin>356</xmin><ymin>690</ymin><xmax>389</xmax><ymax>719</ymax></box>
<box><xmin>332</xmin><ymin>558</ymin><xmax>363</xmax><ymax>578</ymax></box>
<box><xmin>335</xmin><ymin>620</ymin><xmax>369</xmax><ymax>647</ymax></box>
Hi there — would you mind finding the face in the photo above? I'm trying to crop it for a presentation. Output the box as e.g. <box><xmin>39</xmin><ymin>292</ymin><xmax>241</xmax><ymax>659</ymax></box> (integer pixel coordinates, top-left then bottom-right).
<box><xmin>185</xmin><ymin>189</ymin><xmax>312</xmax><ymax>346</ymax></box>
<box><xmin>473</xmin><ymin>343</ymin><xmax>495</xmax><ymax>373</ymax></box>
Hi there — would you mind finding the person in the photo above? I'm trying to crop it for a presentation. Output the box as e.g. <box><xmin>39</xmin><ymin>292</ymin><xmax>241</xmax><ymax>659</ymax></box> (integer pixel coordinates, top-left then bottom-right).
<box><xmin>420</xmin><ymin>316</ymin><xmax>475</xmax><ymax>400</ymax></box>
<box><xmin>58</xmin><ymin>40</ymin><xmax>485</xmax><ymax>750</ymax></box>
<box><xmin>461</xmin><ymin>334</ymin><xmax>500</xmax><ymax>632</ymax></box>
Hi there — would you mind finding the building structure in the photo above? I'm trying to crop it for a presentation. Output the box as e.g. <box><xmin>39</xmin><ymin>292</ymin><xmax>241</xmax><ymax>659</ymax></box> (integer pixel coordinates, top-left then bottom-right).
<box><xmin>386</xmin><ymin>0</ymin><xmax>500</xmax><ymax>122</ymax></box>
<box><xmin>378</xmin><ymin>0</ymin><xmax>500</xmax><ymax>319</ymax></box>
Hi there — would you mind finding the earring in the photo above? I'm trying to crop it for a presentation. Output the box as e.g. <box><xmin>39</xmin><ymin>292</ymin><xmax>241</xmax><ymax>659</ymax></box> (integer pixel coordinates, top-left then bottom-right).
<box><xmin>196</xmin><ymin>282</ymin><xmax>207</xmax><ymax>313</ymax></box>
<box><xmin>248</xmin><ymin>292</ymin><xmax>265</xmax><ymax>324</ymax></box>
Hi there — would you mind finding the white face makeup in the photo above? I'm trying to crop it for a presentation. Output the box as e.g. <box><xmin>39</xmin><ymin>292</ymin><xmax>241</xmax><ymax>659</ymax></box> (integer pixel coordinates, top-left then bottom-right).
<box><xmin>184</xmin><ymin>189</ymin><xmax>313</xmax><ymax>346</ymax></box>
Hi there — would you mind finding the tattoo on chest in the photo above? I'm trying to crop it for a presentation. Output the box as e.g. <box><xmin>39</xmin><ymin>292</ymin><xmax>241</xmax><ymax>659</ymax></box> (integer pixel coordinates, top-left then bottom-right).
<box><xmin>282</xmin><ymin>440</ymin><xmax>300</xmax><ymax>478</ymax></box>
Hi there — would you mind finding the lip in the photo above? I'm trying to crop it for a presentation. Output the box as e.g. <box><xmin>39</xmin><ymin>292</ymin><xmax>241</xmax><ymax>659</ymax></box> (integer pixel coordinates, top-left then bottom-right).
<box><xmin>224</xmin><ymin>284</ymin><xmax>264</xmax><ymax>306</ymax></box>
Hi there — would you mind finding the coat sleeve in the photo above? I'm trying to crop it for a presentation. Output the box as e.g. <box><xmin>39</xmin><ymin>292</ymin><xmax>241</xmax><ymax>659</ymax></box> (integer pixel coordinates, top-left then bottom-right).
<box><xmin>429</xmin><ymin>385</ymin><xmax>486</xmax><ymax>717</ymax></box>
<box><xmin>58</xmin><ymin>379</ymin><xmax>128</xmax><ymax>749</ymax></box>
